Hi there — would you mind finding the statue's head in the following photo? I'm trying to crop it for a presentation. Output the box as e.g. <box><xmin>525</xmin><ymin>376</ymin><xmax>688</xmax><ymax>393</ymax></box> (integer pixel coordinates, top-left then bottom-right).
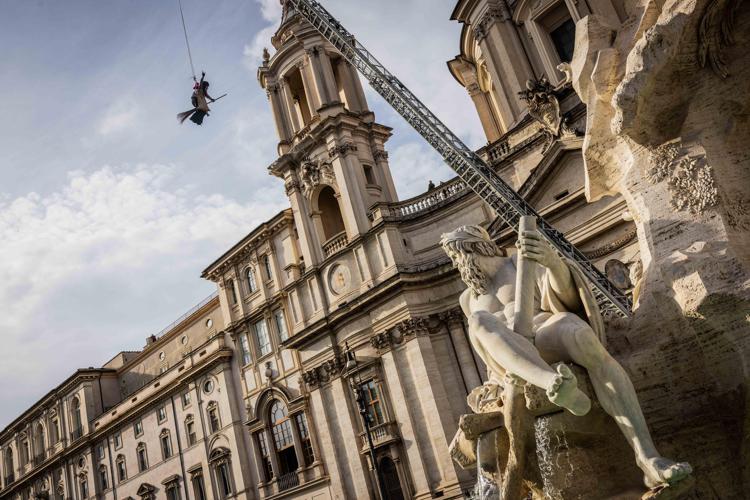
<box><xmin>441</xmin><ymin>225</ymin><xmax>504</xmax><ymax>295</ymax></box>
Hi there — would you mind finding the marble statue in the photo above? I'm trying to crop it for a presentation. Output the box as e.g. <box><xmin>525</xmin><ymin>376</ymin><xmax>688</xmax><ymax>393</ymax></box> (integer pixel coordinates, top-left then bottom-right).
<box><xmin>441</xmin><ymin>225</ymin><xmax>692</xmax><ymax>489</ymax></box>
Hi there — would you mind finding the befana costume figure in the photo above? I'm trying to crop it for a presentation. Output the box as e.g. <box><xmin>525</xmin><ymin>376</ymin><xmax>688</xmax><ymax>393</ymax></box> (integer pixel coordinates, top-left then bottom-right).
<box><xmin>178</xmin><ymin>71</ymin><xmax>215</xmax><ymax>126</ymax></box>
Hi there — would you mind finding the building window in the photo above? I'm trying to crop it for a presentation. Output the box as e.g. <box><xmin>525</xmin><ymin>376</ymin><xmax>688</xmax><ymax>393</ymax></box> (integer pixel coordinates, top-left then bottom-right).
<box><xmin>318</xmin><ymin>186</ymin><xmax>346</xmax><ymax>241</ymax></box>
<box><xmin>50</xmin><ymin>418</ymin><xmax>60</xmax><ymax>444</ymax></box>
<box><xmin>5</xmin><ymin>447</ymin><xmax>14</xmax><ymax>483</ymax></box>
<box><xmin>270</xmin><ymin>400</ymin><xmax>298</xmax><ymax>475</ymax></box>
<box><xmin>256</xmin><ymin>432</ymin><xmax>273</xmax><ymax>482</ymax></box>
<box><xmin>274</xmin><ymin>309</ymin><xmax>289</xmax><ymax>342</ymax></box>
<box><xmin>239</xmin><ymin>333</ymin><xmax>252</xmax><ymax>366</ymax></box>
<box><xmin>133</xmin><ymin>419</ymin><xmax>143</xmax><ymax>437</ymax></box>
<box><xmin>246</xmin><ymin>267</ymin><xmax>258</xmax><ymax>293</ymax></box>
<box><xmin>182</xmin><ymin>391</ymin><xmax>192</xmax><ymax>408</ymax></box>
<box><xmin>363</xmin><ymin>164</ymin><xmax>376</xmax><ymax>184</ymax></box>
<box><xmin>113</xmin><ymin>432</ymin><xmax>122</xmax><ymax>450</ymax></box>
<box><xmin>96</xmin><ymin>443</ymin><xmax>105</xmax><ymax>460</ymax></box>
<box><xmin>21</xmin><ymin>440</ymin><xmax>29</xmax><ymax>465</ymax></box>
<box><xmin>361</xmin><ymin>379</ymin><xmax>385</xmax><ymax>426</ymax></box>
<box><xmin>295</xmin><ymin>413</ymin><xmax>315</xmax><ymax>466</ymax></box>
<box><xmin>227</xmin><ymin>279</ymin><xmax>238</xmax><ymax>304</ymax></box>
<box><xmin>549</xmin><ymin>17</ymin><xmax>576</xmax><ymax>62</ymax></box>
<box><xmin>254</xmin><ymin>319</ymin><xmax>272</xmax><ymax>357</ymax></box>
<box><xmin>209</xmin><ymin>449</ymin><xmax>234</xmax><ymax>499</ymax></box>
<box><xmin>98</xmin><ymin>465</ymin><xmax>109</xmax><ymax>490</ymax></box>
<box><xmin>136</xmin><ymin>443</ymin><xmax>148</xmax><ymax>472</ymax></box>
<box><xmin>262</xmin><ymin>255</ymin><xmax>273</xmax><ymax>281</ymax></box>
<box><xmin>79</xmin><ymin>475</ymin><xmax>88</xmax><ymax>499</ymax></box>
<box><xmin>116</xmin><ymin>455</ymin><xmax>127</xmax><ymax>482</ymax></box>
<box><xmin>33</xmin><ymin>423</ymin><xmax>45</xmax><ymax>463</ymax></box>
<box><xmin>191</xmin><ymin>471</ymin><xmax>207</xmax><ymax>500</ymax></box>
<box><xmin>160</xmin><ymin>430</ymin><xmax>173</xmax><ymax>460</ymax></box>
<box><xmin>203</xmin><ymin>379</ymin><xmax>214</xmax><ymax>394</ymax></box>
<box><xmin>157</xmin><ymin>406</ymin><xmax>167</xmax><ymax>423</ymax></box>
<box><xmin>165</xmin><ymin>480</ymin><xmax>181</xmax><ymax>500</ymax></box>
<box><xmin>185</xmin><ymin>417</ymin><xmax>197</xmax><ymax>446</ymax></box>
<box><xmin>70</xmin><ymin>397</ymin><xmax>82</xmax><ymax>440</ymax></box>
<box><xmin>207</xmin><ymin>403</ymin><xmax>221</xmax><ymax>434</ymax></box>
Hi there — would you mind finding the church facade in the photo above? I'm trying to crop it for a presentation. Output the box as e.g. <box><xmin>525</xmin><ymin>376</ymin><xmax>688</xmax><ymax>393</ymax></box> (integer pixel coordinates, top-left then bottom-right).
<box><xmin>0</xmin><ymin>0</ymin><xmax>638</xmax><ymax>499</ymax></box>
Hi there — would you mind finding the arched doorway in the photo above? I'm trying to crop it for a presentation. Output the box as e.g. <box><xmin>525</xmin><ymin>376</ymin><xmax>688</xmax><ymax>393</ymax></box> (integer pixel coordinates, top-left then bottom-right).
<box><xmin>378</xmin><ymin>456</ymin><xmax>405</xmax><ymax>500</ymax></box>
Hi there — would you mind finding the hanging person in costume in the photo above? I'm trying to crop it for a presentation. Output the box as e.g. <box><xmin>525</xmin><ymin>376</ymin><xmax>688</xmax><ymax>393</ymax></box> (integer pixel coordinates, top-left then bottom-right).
<box><xmin>177</xmin><ymin>71</ymin><xmax>215</xmax><ymax>125</ymax></box>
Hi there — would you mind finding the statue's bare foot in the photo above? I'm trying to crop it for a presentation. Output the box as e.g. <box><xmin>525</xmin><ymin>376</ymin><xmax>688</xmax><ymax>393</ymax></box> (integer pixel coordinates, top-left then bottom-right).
<box><xmin>639</xmin><ymin>457</ymin><xmax>693</xmax><ymax>488</ymax></box>
<box><xmin>546</xmin><ymin>364</ymin><xmax>591</xmax><ymax>416</ymax></box>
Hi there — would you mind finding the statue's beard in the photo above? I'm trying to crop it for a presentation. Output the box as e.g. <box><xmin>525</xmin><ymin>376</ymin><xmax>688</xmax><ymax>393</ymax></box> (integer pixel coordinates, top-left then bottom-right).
<box><xmin>455</xmin><ymin>253</ymin><xmax>490</xmax><ymax>296</ymax></box>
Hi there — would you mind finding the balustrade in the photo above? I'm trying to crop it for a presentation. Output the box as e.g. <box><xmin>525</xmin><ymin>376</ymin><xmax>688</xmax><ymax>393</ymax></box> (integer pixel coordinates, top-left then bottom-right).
<box><xmin>322</xmin><ymin>231</ymin><xmax>348</xmax><ymax>257</ymax></box>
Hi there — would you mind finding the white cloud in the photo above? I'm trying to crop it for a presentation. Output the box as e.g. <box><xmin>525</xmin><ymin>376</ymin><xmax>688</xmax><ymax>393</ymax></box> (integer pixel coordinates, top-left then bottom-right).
<box><xmin>0</xmin><ymin>164</ymin><xmax>286</xmax><ymax>426</ymax></box>
<box><xmin>243</xmin><ymin>0</ymin><xmax>283</xmax><ymax>69</ymax></box>
<box><xmin>97</xmin><ymin>99</ymin><xmax>139</xmax><ymax>136</ymax></box>
<box><xmin>389</xmin><ymin>142</ymin><xmax>455</xmax><ymax>199</ymax></box>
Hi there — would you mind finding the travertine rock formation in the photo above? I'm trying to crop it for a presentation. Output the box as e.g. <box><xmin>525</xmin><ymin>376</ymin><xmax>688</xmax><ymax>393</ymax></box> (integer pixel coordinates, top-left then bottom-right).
<box><xmin>572</xmin><ymin>0</ymin><xmax>750</xmax><ymax>497</ymax></box>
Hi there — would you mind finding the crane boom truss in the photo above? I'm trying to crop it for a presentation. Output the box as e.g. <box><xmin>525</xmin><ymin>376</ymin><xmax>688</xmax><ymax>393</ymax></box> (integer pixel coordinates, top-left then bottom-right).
<box><xmin>285</xmin><ymin>0</ymin><xmax>632</xmax><ymax>318</ymax></box>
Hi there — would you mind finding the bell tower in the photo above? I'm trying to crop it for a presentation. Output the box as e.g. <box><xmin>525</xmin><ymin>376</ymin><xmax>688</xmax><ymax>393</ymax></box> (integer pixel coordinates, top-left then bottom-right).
<box><xmin>258</xmin><ymin>2</ymin><xmax>399</xmax><ymax>268</ymax></box>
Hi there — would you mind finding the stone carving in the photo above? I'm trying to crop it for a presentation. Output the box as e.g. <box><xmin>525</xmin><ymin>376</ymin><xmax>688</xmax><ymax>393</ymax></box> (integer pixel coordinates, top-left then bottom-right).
<box><xmin>328</xmin><ymin>142</ymin><xmax>358</xmax><ymax>159</ymax></box>
<box><xmin>369</xmin><ymin>316</ymin><xmax>432</xmax><ymax>352</ymax></box>
<box><xmin>647</xmin><ymin>145</ymin><xmax>719</xmax><ymax>215</ymax></box>
<box><xmin>698</xmin><ymin>0</ymin><xmax>743</xmax><ymax>78</ymax></box>
<box><xmin>372</xmin><ymin>149</ymin><xmax>389</xmax><ymax>162</ymax></box>
<box><xmin>519</xmin><ymin>78</ymin><xmax>563</xmax><ymax>138</ymax></box>
<box><xmin>605</xmin><ymin>259</ymin><xmax>633</xmax><ymax>291</ymax></box>
<box><xmin>441</xmin><ymin>225</ymin><xmax>692</xmax><ymax>492</ymax></box>
<box><xmin>301</xmin><ymin>354</ymin><xmax>346</xmax><ymax>389</ymax></box>
<box><xmin>472</xmin><ymin>5</ymin><xmax>511</xmax><ymax>41</ymax></box>
<box><xmin>262</xmin><ymin>47</ymin><xmax>270</xmax><ymax>65</ymax></box>
<box><xmin>583</xmin><ymin>227</ymin><xmax>637</xmax><ymax>259</ymax></box>
<box><xmin>299</xmin><ymin>157</ymin><xmax>335</xmax><ymax>197</ymax></box>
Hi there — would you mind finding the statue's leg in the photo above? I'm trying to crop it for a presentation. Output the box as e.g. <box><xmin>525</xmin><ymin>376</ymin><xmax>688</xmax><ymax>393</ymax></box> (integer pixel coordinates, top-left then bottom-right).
<box><xmin>468</xmin><ymin>311</ymin><xmax>590</xmax><ymax>416</ymax></box>
<box><xmin>536</xmin><ymin>314</ymin><xmax>692</xmax><ymax>487</ymax></box>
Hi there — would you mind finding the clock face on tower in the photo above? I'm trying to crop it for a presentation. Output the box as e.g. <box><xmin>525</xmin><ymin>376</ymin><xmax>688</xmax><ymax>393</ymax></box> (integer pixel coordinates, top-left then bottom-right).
<box><xmin>328</xmin><ymin>263</ymin><xmax>351</xmax><ymax>296</ymax></box>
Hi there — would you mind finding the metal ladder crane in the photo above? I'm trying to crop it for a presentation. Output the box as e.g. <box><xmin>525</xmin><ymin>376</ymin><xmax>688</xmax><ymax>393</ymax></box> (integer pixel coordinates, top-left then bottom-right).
<box><xmin>284</xmin><ymin>0</ymin><xmax>632</xmax><ymax>318</ymax></box>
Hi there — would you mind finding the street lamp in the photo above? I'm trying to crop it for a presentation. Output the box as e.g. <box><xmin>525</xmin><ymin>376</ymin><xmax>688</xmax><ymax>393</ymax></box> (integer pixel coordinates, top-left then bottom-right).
<box><xmin>344</xmin><ymin>344</ymin><xmax>388</xmax><ymax>500</ymax></box>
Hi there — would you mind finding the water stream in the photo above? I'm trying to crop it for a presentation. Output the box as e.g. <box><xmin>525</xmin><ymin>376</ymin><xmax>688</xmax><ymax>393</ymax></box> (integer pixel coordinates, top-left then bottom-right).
<box><xmin>534</xmin><ymin>416</ymin><xmax>574</xmax><ymax>499</ymax></box>
<box><xmin>471</xmin><ymin>434</ymin><xmax>501</xmax><ymax>500</ymax></box>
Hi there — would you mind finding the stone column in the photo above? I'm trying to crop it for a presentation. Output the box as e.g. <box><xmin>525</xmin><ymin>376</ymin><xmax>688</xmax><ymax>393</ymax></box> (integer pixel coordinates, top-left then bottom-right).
<box><xmin>280</xmin><ymin>80</ymin><xmax>302</xmax><ymax>134</ymax></box>
<box><xmin>298</xmin><ymin>59</ymin><xmax>321</xmax><ymax>113</ymax></box>
<box><xmin>466</xmin><ymin>82</ymin><xmax>503</xmax><ymax>144</ymax></box>
<box><xmin>308</xmin><ymin>386</ymin><xmax>347</xmax><ymax>498</ymax></box>
<box><xmin>307</xmin><ymin>46</ymin><xmax>337</xmax><ymax>106</ymax></box>
<box><xmin>289</xmin><ymin>414</ymin><xmax>307</xmax><ymax>470</ymax></box>
<box><xmin>267</xmin><ymin>83</ymin><xmax>293</xmax><ymax>141</ymax></box>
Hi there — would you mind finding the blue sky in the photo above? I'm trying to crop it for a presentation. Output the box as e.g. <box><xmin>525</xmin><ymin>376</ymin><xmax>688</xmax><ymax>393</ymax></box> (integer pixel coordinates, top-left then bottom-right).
<box><xmin>0</xmin><ymin>0</ymin><xmax>484</xmax><ymax>426</ymax></box>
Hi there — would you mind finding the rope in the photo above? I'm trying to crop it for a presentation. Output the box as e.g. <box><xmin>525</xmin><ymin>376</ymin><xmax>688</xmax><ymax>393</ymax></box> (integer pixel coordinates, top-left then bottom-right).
<box><xmin>177</xmin><ymin>0</ymin><xmax>197</xmax><ymax>79</ymax></box>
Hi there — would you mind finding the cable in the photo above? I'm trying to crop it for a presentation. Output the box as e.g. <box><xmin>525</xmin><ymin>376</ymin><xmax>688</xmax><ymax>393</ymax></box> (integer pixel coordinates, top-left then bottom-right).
<box><xmin>177</xmin><ymin>0</ymin><xmax>197</xmax><ymax>80</ymax></box>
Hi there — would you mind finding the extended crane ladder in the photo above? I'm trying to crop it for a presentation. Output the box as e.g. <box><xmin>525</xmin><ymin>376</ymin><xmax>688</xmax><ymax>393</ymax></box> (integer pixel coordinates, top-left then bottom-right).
<box><xmin>285</xmin><ymin>0</ymin><xmax>632</xmax><ymax>318</ymax></box>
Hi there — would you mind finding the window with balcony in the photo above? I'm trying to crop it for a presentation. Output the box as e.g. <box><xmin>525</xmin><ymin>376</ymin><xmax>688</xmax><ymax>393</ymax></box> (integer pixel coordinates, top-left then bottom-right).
<box><xmin>256</xmin><ymin>432</ymin><xmax>273</xmax><ymax>482</ymax></box>
<box><xmin>270</xmin><ymin>400</ymin><xmax>298</xmax><ymax>476</ymax></box>
<box><xmin>254</xmin><ymin>319</ymin><xmax>272</xmax><ymax>357</ymax></box>
<box><xmin>295</xmin><ymin>413</ymin><xmax>315</xmax><ymax>466</ymax></box>
<box><xmin>207</xmin><ymin>403</ymin><xmax>221</xmax><ymax>434</ymax></box>
<box><xmin>360</xmin><ymin>379</ymin><xmax>385</xmax><ymax>426</ymax></box>
<box><xmin>274</xmin><ymin>309</ymin><xmax>289</xmax><ymax>343</ymax></box>
<box><xmin>185</xmin><ymin>416</ymin><xmax>197</xmax><ymax>446</ymax></box>
<box><xmin>136</xmin><ymin>443</ymin><xmax>148</xmax><ymax>472</ymax></box>
<box><xmin>246</xmin><ymin>267</ymin><xmax>258</xmax><ymax>294</ymax></box>
<box><xmin>116</xmin><ymin>455</ymin><xmax>127</xmax><ymax>482</ymax></box>
<box><xmin>318</xmin><ymin>186</ymin><xmax>346</xmax><ymax>242</ymax></box>
<box><xmin>160</xmin><ymin>430</ymin><xmax>173</xmax><ymax>460</ymax></box>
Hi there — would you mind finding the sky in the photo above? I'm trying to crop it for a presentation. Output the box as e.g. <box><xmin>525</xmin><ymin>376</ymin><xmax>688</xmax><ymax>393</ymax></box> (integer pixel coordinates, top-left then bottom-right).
<box><xmin>0</xmin><ymin>0</ymin><xmax>484</xmax><ymax>427</ymax></box>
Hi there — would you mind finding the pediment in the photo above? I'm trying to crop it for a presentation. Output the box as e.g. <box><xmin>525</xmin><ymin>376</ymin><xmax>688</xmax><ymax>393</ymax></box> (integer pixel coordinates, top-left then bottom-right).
<box><xmin>136</xmin><ymin>483</ymin><xmax>156</xmax><ymax>496</ymax></box>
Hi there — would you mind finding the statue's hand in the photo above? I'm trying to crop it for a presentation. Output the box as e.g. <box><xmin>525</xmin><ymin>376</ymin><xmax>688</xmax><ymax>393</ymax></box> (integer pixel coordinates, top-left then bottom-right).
<box><xmin>517</xmin><ymin>230</ymin><xmax>561</xmax><ymax>270</ymax></box>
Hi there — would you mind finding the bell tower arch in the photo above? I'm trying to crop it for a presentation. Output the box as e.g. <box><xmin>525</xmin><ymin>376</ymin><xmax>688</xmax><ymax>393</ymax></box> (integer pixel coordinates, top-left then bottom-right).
<box><xmin>258</xmin><ymin>2</ymin><xmax>399</xmax><ymax>268</ymax></box>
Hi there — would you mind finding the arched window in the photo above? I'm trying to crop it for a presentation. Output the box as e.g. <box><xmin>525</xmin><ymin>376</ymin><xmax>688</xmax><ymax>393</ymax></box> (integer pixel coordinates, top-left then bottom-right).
<box><xmin>70</xmin><ymin>397</ymin><xmax>82</xmax><ymax>440</ymax></box>
<box><xmin>115</xmin><ymin>455</ymin><xmax>127</xmax><ymax>482</ymax></box>
<box><xmin>318</xmin><ymin>186</ymin><xmax>346</xmax><ymax>241</ymax></box>
<box><xmin>159</xmin><ymin>430</ymin><xmax>173</xmax><ymax>460</ymax></box>
<box><xmin>246</xmin><ymin>267</ymin><xmax>258</xmax><ymax>294</ymax></box>
<box><xmin>50</xmin><ymin>417</ymin><xmax>60</xmax><ymax>445</ymax></box>
<box><xmin>5</xmin><ymin>447</ymin><xmax>14</xmax><ymax>483</ymax></box>
<box><xmin>226</xmin><ymin>279</ymin><xmax>237</xmax><ymax>305</ymax></box>
<box><xmin>206</xmin><ymin>402</ymin><xmax>221</xmax><ymax>434</ymax></box>
<box><xmin>269</xmin><ymin>401</ymin><xmax>298</xmax><ymax>476</ymax></box>
<box><xmin>98</xmin><ymin>465</ymin><xmax>109</xmax><ymax>490</ymax></box>
<box><xmin>33</xmin><ymin>423</ymin><xmax>45</xmax><ymax>462</ymax></box>
<box><xmin>136</xmin><ymin>443</ymin><xmax>148</xmax><ymax>472</ymax></box>
<box><xmin>79</xmin><ymin>474</ymin><xmax>89</xmax><ymax>499</ymax></box>
<box><xmin>209</xmin><ymin>449</ymin><xmax>234</xmax><ymax>499</ymax></box>
<box><xmin>262</xmin><ymin>255</ymin><xmax>273</xmax><ymax>281</ymax></box>
<box><xmin>378</xmin><ymin>456</ymin><xmax>405</xmax><ymax>500</ymax></box>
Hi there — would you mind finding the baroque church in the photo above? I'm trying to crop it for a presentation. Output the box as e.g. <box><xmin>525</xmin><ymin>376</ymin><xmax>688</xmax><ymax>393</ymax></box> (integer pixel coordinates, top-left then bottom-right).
<box><xmin>0</xmin><ymin>0</ymin><xmax>640</xmax><ymax>499</ymax></box>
